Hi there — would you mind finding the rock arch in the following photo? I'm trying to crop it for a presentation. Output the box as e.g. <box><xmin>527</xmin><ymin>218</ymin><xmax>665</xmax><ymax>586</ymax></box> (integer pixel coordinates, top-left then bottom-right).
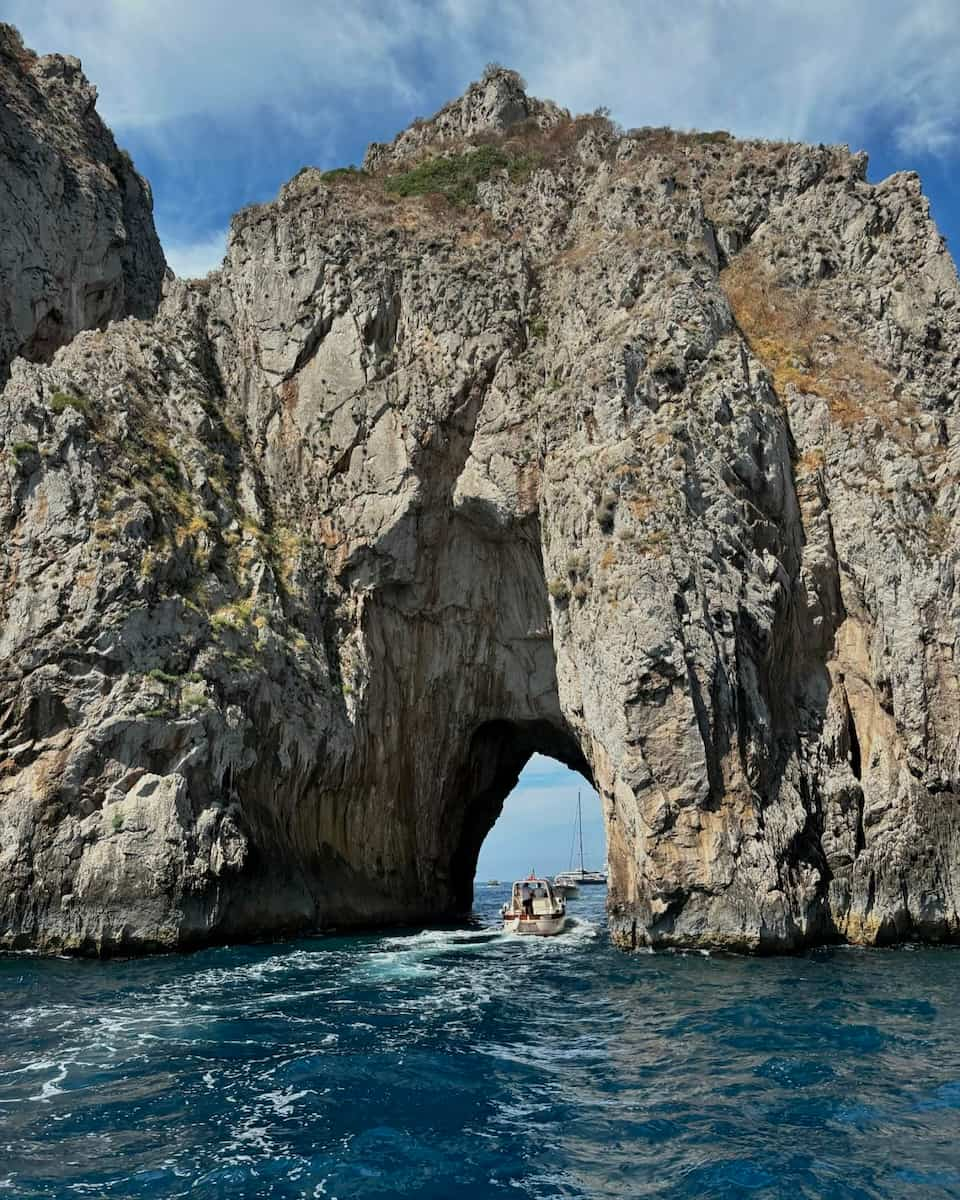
<box><xmin>2</xmin><ymin>45</ymin><xmax>960</xmax><ymax>956</ymax></box>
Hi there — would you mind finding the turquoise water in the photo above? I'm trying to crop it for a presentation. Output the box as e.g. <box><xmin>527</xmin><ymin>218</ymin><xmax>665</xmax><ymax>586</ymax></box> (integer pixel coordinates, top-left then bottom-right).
<box><xmin>3</xmin><ymin>887</ymin><xmax>960</xmax><ymax>1199</ymax></box>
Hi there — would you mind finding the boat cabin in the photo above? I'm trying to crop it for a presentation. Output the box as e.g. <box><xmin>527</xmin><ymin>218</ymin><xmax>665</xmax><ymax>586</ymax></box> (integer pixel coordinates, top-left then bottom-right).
<box><xmin>509</xmin><ymin>877</ymin><xmax>560</xmax><ymax>915</ymax></box>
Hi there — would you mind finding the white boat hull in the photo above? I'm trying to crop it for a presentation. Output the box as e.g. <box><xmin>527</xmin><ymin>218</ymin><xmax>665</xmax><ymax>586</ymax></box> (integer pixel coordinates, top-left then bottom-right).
<box><xmin>502</xmin><ymin>912</ymin><xmax>566</xmax><ymax>937</ymax></box>
<box><xmin>552</xmin><ymin>882</ymin><xmax>579</xmax><ymax>899</ymax></box>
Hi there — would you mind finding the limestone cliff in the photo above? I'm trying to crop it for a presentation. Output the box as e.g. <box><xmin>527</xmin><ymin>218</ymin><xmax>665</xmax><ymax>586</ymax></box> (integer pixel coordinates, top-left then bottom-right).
<box><xmin>1</xmin><ymin>49</ymin><xmax>958</xmax><ymax>954</ymax></box>
<box><xmin>0</xmin><ymin>24</ymin><xmax>165</xmax><ymax>386</ymax></box>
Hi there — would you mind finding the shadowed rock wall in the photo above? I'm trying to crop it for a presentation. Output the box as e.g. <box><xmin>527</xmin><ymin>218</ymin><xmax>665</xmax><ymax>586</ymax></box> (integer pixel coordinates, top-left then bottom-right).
<box><xmin>0</xmin><ymin>24</ymin><xmax>165</xmax><ymax>386</ymax></box>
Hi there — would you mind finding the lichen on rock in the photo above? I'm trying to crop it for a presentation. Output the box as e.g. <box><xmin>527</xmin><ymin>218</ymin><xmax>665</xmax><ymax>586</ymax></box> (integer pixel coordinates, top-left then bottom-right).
<box><xmin>1</xmin><ymin>34</ymin><xmax>959</xmax><ymax>955</ymax></box>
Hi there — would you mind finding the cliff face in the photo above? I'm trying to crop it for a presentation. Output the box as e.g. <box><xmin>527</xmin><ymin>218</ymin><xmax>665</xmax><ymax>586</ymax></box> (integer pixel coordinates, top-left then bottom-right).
<box><xmin>1</xmin><ymin>50</ymin><xmax>958</xmax><ymax>954</ymax></box>
<box><xmin>0</xmin><ymin>25</ymin><xmax>165</xmax><ymax>386</ymax></box>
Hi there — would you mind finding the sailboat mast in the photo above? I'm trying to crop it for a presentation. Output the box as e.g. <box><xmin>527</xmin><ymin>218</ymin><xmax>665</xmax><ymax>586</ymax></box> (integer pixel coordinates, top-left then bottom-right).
<box><xmin>578</xmin><ymin>791</ymin><xmax>584</xmax><ymax>877</ymax></box>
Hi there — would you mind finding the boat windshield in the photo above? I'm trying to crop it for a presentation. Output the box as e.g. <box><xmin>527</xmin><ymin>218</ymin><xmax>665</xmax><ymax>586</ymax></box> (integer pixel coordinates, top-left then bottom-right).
<box><xmin>510</xmin><ymin>879</ymin><xmax>553</xmax><ymax>906</ymax></box>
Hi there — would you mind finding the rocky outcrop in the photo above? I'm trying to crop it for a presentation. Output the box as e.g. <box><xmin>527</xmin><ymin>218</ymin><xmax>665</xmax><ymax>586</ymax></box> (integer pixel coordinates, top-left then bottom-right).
<box><xmin>0</xmin><ymin>24</ymin><xmax>165</xmax><ymax>386</ymax></box>
<box><xmin>1</xmin><ymin>48</ymin><xmax>958</xmax><ymax>954</ymax></box>
<box><xmin>362</xmin><ymin>64</ymin><xmax>567</xmax><ymax>172</ymax></box>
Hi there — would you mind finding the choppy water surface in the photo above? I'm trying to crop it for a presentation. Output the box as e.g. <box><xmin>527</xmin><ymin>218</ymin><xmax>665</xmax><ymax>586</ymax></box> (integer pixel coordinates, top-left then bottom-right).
<box><xmin>3</xmin><ymin>888</ymin><xmax>960</xmax><ymax>1199</ymax></box>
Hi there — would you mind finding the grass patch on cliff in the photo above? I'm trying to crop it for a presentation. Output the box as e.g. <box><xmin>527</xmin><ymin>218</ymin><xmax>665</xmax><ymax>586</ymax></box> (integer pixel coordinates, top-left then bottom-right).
<box><xmin>181</xmin><ymin>681</ymin><xmax>211</xmax><ymax>712</ymax></box>
<box><xmin>928</xmin><ymin>512</ymin><xmax>952</xmax><ymax>555</ymax></box>
<box><xmin>146</xmin><ymin>667</ymin><xmax>181</xmax><ymax>685</ymax></box>
<box><xmin>547</xmin><ymin>577</ymin><xmax>570</xmax><ymax>602</ymax></box>
<box><xmin>321</xmin><ymin>165</ymin><xmax>364</xmax><ymax>183</ymax></box>
<box><xmin>722</xmin><ymin>251</ymin><xmax>898</xmax><ymax>431</ymax></box>
<box><xmin>384</xmin><ymin>146</ymin><xmax>512</xmax><ymax>206</ymax></box>
<box><xmin>210</xmin><ymin>597</ymin><xmax>257</xmax><ymax>632</ymax></box>
<box><xmin>50</xmin><ymin>391</ymin><xmax>91</xmax><ymax>418</ymax></box>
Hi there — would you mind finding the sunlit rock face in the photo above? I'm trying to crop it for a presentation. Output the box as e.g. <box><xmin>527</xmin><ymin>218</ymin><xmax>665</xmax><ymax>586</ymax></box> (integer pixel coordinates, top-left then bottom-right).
<box><xmin>1</xmin><ymin>45</ymin><xmax>959</xmax><ymax>954</ymax></box>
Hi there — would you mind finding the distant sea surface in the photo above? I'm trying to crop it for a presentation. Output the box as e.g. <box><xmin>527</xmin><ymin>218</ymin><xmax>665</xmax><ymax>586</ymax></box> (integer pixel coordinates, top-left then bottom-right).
<box><xmin>3</xmin><ymin>886</ymin><xmax>960</xmax><ymax>1199</ymax></box>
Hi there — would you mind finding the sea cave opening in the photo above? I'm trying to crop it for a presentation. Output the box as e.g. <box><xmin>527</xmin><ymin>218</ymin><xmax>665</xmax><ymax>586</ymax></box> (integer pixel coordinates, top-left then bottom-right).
<box><xmin>443</xmin><ymin>718</ymin><xmax>604</xmax><ymax>912</ymax></box>
<box><xmin>475</xmin><ymin>754</ymin><xmax>606</xmax><ymax>893</ymax></box>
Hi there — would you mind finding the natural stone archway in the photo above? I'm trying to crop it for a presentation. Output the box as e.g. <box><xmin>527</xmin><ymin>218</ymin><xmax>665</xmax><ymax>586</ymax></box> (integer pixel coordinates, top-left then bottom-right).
<box><xmin>439</xmin><ymin>719</ymin><xmax>593</xmax><ymax>913</ymax></box>
<box><xmin>2</xmin><ymin>45</ymin><xmax>960</xmax><ymax>955</ymax></box>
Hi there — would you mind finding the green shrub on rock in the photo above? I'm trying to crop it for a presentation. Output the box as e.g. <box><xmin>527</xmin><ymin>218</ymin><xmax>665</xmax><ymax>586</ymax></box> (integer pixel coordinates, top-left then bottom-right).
<box><xmin>384</xmin><ymin>146</ymin><xmax>511</xmax><ymax>206</ymax></box>
<box><xmin>50</xmin><ymin>391</ymin><xmax>91</xmax><ymax>417</ymax></box>
<box><xmin>547</xmin><ymin>576</ymin><xmax>570</xmax><ymax>601</ymax></box>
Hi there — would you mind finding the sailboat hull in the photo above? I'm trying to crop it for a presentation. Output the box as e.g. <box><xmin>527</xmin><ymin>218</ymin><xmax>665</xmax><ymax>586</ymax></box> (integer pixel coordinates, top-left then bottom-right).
<box><xmin>551</xmin><ymin>881</ymin><xmax>579</xmax><ymax>899</ymax></box>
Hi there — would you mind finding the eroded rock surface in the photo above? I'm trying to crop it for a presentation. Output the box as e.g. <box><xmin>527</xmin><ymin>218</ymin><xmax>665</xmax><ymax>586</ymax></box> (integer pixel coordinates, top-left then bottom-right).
<box><xmin>0</xmin><ymin>24</ymin><xmax>165</xmax><ymax>386</ymax></box>
<box><xmin>1</xmin><ymin>53</ymin><xmax>958</xmax><ymax>954</ymax></box>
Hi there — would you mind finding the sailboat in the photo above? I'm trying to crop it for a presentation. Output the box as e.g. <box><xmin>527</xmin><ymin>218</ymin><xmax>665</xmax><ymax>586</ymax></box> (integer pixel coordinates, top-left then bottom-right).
<box><xmin>553</xmin><ymin>792</ymin><xmax>607</xmax><ymax>890</ymax></box>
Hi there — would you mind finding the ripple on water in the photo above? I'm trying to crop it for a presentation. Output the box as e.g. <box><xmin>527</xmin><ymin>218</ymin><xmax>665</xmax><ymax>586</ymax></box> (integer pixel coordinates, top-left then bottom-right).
<box><xmin>2</xmin><ymin>890</ymin><xmax>960</xmax><ymax>1198</ymax></box>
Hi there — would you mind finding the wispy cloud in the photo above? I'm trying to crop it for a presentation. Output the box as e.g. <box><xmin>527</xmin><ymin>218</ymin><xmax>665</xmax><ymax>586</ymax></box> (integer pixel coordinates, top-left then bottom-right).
<box><xmin>6</xmin><ymin>0</ymin><xmax>424</xmax><ymax>130</ymax></box>
<box><xmin>11</xmin><ymin>0</ymin><xmax>959</xmax><ymax>152</ymax></box>
<box><xmin>162</xmin><ymin>227</ymin><xmax>228</xmax><ymax>279</ymax></box>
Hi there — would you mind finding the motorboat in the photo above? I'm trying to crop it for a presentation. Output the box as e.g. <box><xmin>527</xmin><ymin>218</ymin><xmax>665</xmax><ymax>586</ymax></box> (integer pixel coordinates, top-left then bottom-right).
<box><xmin>551</xmin><ymin>879</ymin><xmax>579</xmax><ymax>899</ymax></box>
<box><xmin>553</xmin><ymin>792</ymin><xmax>607</xmax><ymax>889</ymax></box>
<box><xmin>501</xmin><ymin>875</ymin><xmax>566</xmax><ymax>936</ymax></box>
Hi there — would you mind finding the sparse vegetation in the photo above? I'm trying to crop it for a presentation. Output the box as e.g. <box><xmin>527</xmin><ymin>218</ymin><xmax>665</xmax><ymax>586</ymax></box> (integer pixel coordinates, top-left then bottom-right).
<box><xmin>111</xmin><ymin>809</ymin><xmax>124</xmax><ymax>833</ymax></box>
<box><xmin>636</xmin><ymin>529</ymin><xmax>670</xmax><ymax>557</ymax></box>
<box><xmin>181</xmin><ymin>681</ymin><xmax>210</xmax><ymax>712</ymax></box>
<box><xmin>384</xmin><ymin>145</ymin><xmax>512</xmax><ymax>206</ymax></box>
<box><xmin>210</xmin><ymin>598</ymin><xmax>257</xmax><ymax>632</ymax></box>
<box><xmin>573</xmin><ymin>580</ymin><xmax>590</xmax><ymax>601</ymax></box>
<box><xmin>595</xmin><ymin>490</ymin><xmax>617</xmax><ymax>531</ymax></box>
<box><xmin>482</xmin><ymin>62</ymin><xmax>527</xmax><ymax>89</ymax></box>
<box><xmin>928</xmin><ymin>512</ymin><xmax>952</xmax><ymax>555</ymax></box>
<box><xmin>139</xmin><ymin>548</ymin><xmax>158</xmax><ymax>580</ymax></box>
<box><xmin>12</xmin><ymin>441</ymin><xmax>37</xmax><ymax>459</ymax></box>
<box><xmin>528</xmin><ymin>316</ymin><xmax>548</xmax><ymax>342</ymax></box>
<box><xmin>547</xmin><ymin>576</ymin><xmax>570</xmax><ymax>601</ymax></box>
<box><xmin>796</xmin><ymin>448</ymin><xmax>826</xmax><ymax>476</ymax></box>
<box><xmin>722</xmin><ymin>251</ymin><xmax>896</xmax><ymax>430</ymax></box>
<box><xmin>50</xmin><ymin>391</ymin><xmax>91</xmax><ymax>417</ymax></box>
<box><xmin>146</xmin><ymin>668</ymin><xmax>180</xmax><ymax>684</ymax></box>
<box><xmin>321</xmin><ymin>165</ymin><xmax>364</xmax><ymax>183</ymax></box>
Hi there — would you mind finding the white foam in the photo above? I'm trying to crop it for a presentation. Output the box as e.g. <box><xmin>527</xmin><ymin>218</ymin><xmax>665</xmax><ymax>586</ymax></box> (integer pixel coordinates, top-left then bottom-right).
<box><xmin>258</xmin><ymin>1087</ymin><xmax>314</xmax><ymax>1116</ymax></box>
<box><xmin>28</xmin><ymin>1060</ymin><xmax>69</xmax><ymax>1101</ymax></box>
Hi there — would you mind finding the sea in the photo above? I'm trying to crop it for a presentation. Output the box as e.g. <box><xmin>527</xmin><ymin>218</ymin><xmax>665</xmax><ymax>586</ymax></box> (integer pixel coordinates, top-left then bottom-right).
<box><xmin>2</xmin><ymin>885</ymin><xmax>960</xmax><ymax>1199</ymax></box>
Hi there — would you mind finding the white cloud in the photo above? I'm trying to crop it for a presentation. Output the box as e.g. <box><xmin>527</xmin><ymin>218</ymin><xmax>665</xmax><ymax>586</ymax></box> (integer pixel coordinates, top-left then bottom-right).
<box><xmin>501</xmin><ymin>0</ymin><xmax>960</xmax><ymax>155</ymax></box>
<box><xmin>7</xmin><ymin>0</ymin><xmax>959</xmax><ymax>157</ymax></box>
<box><xmin>475</xmin><ymin>756</ymin><xmax>603</xmax><ymax>880</ymax></box>
<box><xmin>161</xmin><ymin>227</ymin><xmax>228</xmax><ymax>279</ymax></box>
<box><xmin>6</xmin><ymin>0</ymin><xmax>424</xmax><ymax>130</ymax></box>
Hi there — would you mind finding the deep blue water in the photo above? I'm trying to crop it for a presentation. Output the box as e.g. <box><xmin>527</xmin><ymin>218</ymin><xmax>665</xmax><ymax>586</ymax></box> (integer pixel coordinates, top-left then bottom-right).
<box><xmin>3</xmin><ymin>887</ymin><xmax>960</xmax><ymax>1199</ymax></box>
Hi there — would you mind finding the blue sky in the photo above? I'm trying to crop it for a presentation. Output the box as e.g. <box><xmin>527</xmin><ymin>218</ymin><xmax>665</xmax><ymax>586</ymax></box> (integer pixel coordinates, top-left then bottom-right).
<box><xmin>7</xmin><ymin>1</ymin><xmax>958</xmax><ymax>874</ymax></box>
<box><xmin>9</xmin><ymin>1</ymin><xmax>959</xmax><ymax>275</ymax></box>
<box><xmin>475</xmin><ymin>755</ymin><xmax>604</xmax><ymax>883</ymax></box>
